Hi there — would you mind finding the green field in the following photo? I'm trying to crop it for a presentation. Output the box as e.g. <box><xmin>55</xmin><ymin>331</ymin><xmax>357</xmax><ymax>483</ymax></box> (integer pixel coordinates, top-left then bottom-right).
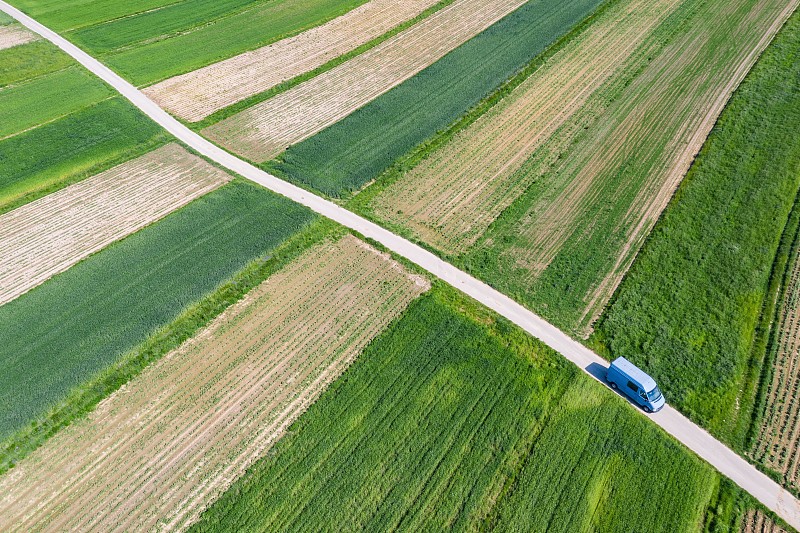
<box><xmin>8</xmin><ymin>0</ymin><xmax>180</xmax><ymax>31</ymax></box>
<box><xmin>0</xmin><ymin>11</ymin><xmax>14</xmax><ymax>25</ymax></box>
<box><xmin>0</xmin><ymin>180</ymin><xmax>315</xmax><ymax>441</ymax></box>
<box><xmin>100</xmin><ymin>0</ymin><xmax>367</xmax><ymax>86</ymax></box>
<box><xmin>594</xmin><ymin>9</ymin><xmax>800</xmax><ymax>447</ymax></box>
<box><xmin>269</xmin><ymin>0</ymin><xmax>604</xmax><ymax>197</ymax></box>
<box><xmin>0</xmin><ymin>41</ymin><xmax>72</xmax><ymax>87</ymax></box>
<box><xmin>0</xmin><ymin>66</ymin><xmax>112</xmax><ymax>137</ymax></box>
<box><xmin>193</xmin><ymin>288</ymin><xmax>716</xmax><ymax>532</ymax></box>
<box><xmin>0</xmin><ymin>97</ymin><xmax>168</xmax><ymax>212</ymax></box>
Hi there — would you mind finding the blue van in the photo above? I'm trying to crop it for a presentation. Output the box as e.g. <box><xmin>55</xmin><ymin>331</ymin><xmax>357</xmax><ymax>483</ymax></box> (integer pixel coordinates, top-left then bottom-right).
<box><xmin>606</xmin><ymin>357</ymin><xmax>665</xmax><ymax>413</ymax></box>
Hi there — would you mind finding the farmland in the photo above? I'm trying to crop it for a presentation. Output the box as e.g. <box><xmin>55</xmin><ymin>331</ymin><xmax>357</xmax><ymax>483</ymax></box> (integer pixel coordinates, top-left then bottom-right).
<box><xmin>269</xmin><ymin>0</ymin><xmax>605</xmax><ymax>196</ymax></box>
<box><xmin>144</xmin><ymin>0</ymin><xmax>440</xmax><ymax>122</ymax></box>
<box><xmin>0</xmin><ymin>180</ymin><xmax>315</xmax><ymax>441</ymax></box>
<box><xmin>0</xmin><ymin>235</ymin><xmax>426</xmax><ymax>531</ymax></box>
<box><xmin>0</xmin><ymin>23</ymin><xmax>36</xmax><ymax>50</ymax></box>
<box><xmin>0</xmin><ymin>42</ymin><xmax>71</xmax><ymax>86</ymax></box>
<box><xmin>204</xmin><ymin>0</ymin><xmax>529</xmax><ymax>162</ymax></box>
<box><xmin>365</xmin><ymin>0</ymin><xmax>680</xmax><ymax>254</ymax></box>
<box><xmin>192</xmin><ymin>288</ymin><xmax>716</xmax><ymax>532</ymax></box>
<box><xmin>0</xmin><ymin>143</ymin><xmax>231</xmax><ymax>305</ymax></box>
<box><xmin>743</xmin><ymin>510</ymin><xmax>790</xmax><ymax>533</ymax></box>
<box><xmin>594</xmin><ymin>6</ymin><xmax>800</xmax><ymax>446</ymax></box>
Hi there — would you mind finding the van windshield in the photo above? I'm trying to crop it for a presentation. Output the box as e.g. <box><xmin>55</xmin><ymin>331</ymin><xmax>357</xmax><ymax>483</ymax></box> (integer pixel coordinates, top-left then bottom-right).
<box><xmin>647</xmin><ymin>387</ymin><xmax>662</xmax><ymax>401</ymax></box>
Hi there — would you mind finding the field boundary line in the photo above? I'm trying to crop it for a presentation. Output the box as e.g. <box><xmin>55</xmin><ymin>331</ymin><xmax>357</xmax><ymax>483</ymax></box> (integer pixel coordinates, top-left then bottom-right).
<box><xmin>2</xmin><ymin>0</ymin><xmax>799</xmax><ymax>528</ymax></box>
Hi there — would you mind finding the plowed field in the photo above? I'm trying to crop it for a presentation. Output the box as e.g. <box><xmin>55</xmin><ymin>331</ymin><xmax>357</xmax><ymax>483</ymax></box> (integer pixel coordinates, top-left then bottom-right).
<box><xmin>753</xmin><ymin>247</ymin><xmax>800</xmax><ymax>490</ymax></box>
<box><xmin>0</xmin><ymin>24</ymin><xmax>36</xmax><ymax>51</ymax></box>
<box><xmin>0</xmin><ymin>143</ymin><xmax>229</xmax><ymax>305</ymax></box>
<box><xmin>0</xmin><ymin>235</ymin><xmax>427</xmax><ymax>531</ymax></box>
<box><xmin>204</xmin><ymin>0</ymin><xmax>527</xmax><ymax>161</ymax></box>
<box><xmin>742</xmin><ymin>509</ymin><xmax>789</xmax><ymax>533</ymax></box>
<box><xmin>369</xmin><ymin>0</ymin><xmax>680</xmax><ymax>253</ymax></box>
<box><xmin>145</xmin><ymin>0</ymin><xmax>439</xmax><ymax>122</ymax></box>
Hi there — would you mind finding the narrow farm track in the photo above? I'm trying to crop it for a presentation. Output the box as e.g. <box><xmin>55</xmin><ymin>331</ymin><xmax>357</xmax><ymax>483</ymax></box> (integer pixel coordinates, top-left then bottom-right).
<box><xmin>144</xmin><ymin>0</ymin><xmax>440</xmax><ymax>122</ymax></box>
<box><xmin>754</xmin><ymin>247</ymin><xmax>800</xmax><ymax>490</ymax></box>
<box><xmin>0</xmin><ymin>23</ymin><xmax>35</xmax><ymax>49</ymax></box>
<box><xmin>2</xmin><ymin>1</ymin><xmax>800</xmax><ymax>529</ymax></box>
<box><xmin>369</xmin><ymin>0</ymin><xmax>681</xmax><ymax>254</ymax></box>
<box><xmin>203</xmin><ymin>0</ymin><xmax>528</xmax><ymax>161</ymax></box>
<box><xmin>0</xmin><ymin>143</ymin><xmax>229</xmax><ymax>305</ymax></box>
<box><xmin>0</xmin><ymin>236</ymin><xmax>428</xmax><ymax>531</ymax></box>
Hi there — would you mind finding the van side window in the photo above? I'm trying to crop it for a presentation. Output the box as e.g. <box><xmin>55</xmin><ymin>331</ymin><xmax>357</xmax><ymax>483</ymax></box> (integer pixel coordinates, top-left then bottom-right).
<box><xmin>627</xmin><ymin>381</ymin><xmax>638</xmax><ymax>392</ymax></box>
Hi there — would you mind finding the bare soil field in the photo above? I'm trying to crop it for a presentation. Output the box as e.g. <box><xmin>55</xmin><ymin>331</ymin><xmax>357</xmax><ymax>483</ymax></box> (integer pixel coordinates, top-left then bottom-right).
<box><xmin>0</xmin><ymin>235</ymin><xmax>428</xmax><ymax>532</ymax></box>
<box><xmin>0</xmin><ymin>143</ymin><xmax>229</xmax><ymax>306</ymax></box>
<box><xmin>144</xmin><ymin>0</ymin><xmax>439</xmax><ymax>122</ymax></box>
<box><xmin>0</xmin><ymin>24</ymin><xmax>37</xmax><ymax>50</ymax></box>
<box><xmin>204</xmin><ymin>0</ymin><xmax>527</xmax><ymax>161</ymax></box>
<box><xmin>368</xmin><ymin>0</ymin><xmax>681</xmax><ymax>254</ymax></box>
<box><xmin>742</xmin><ymin>509</ymin><xmax>789</xmax><ymax>533</ymax></box>
<box><xmin>753</xmin><ymin>247</ymin><xmax>800</xmax><ymax>490</ymax></box>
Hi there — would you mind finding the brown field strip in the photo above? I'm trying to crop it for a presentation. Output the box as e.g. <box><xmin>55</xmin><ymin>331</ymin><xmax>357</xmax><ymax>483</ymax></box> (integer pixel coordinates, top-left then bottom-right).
<box><xmin>368</xmin><ymin>0</ymin><xmax>682</xmax><ymax>254</ymax></box>
<box><xmin>144</xmin><ymin>0</ymin><xmax>440</xmax><ymax>122</ymax></box>
<box><xmin>0</xmin><ymin>143</ymin><xmax>229</xmax><ymax>306</ymax></box>
<box><xmin>753</xmin><ymin>248</ymin><xmax>800</xmax><ymax>490</ymax></box>
<box><xmin>0</xmin><ymin>235</ymin><xmax>429</xmax><ymax>531</ymax></box>
<box><xmin>742</xmin><ymin>509</ymin><xmax>789</xmax><ymax>533</ymax></box>
<box><xmin>204</xmin><ymin>0</ymin><xmax>527</xmax><ymax>162</ymax></box>
<box><xmin>0</xmin><ymin>24</ymin><xmax>37</xmax><ymax>50</ymax></box>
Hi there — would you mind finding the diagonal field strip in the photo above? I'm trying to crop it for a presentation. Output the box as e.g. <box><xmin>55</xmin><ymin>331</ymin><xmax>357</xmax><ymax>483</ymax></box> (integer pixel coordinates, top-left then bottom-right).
<box><xmin>0</xmin><ymin>143</ymin><xmax>230</xmax><ymax>305</ymax></box>
<box><xmin>2</xmin><ymin>0</ymin><xmax>799</xmax><ymax>528</ymax></box>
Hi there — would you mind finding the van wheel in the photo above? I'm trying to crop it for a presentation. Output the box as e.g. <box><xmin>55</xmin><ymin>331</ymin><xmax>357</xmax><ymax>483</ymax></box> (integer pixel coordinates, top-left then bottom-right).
<box><xmin>643</xmin><ymin>405</ymin><xmax>652</xmax><ymax>413</ymax></box>
<box><xmin>609</xmin><ymin>382</ymin><xmax>618</xmax><ymax>390</ymax></box>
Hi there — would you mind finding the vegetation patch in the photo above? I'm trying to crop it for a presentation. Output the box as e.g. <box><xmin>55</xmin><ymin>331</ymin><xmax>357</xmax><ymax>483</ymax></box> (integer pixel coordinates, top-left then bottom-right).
<box><xmin>593</xmin><ymin>8</ymin><xmax>800</xmax><ymax>446</ymax></box>
<box><xmin>0</xmin><ymin>41</ymin><xmax>72</xmax><ymax>87</ymax></box>
<box><xmin>8</xmin><ymin>0</ymin><xmax>181</xmax><ymax>32</ymax></box>
<box><xmin>192</xmin><ymin>287</ymin><xmax>716</xmax><ymax>532</ymax></box>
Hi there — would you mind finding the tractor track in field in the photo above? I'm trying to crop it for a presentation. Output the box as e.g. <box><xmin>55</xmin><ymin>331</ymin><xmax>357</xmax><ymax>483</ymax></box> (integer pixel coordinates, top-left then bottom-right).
<box><xmin>1</xmin><ymin>1</ymin><xmax>800</xmax><ymax>529</ymax></box>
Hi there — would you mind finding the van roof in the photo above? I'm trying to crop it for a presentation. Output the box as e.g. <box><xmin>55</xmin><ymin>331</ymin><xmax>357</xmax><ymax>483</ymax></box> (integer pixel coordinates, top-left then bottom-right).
<box><xmin>611</xmin><ymin>357</ymin><xmax>657</xmax><ymax>391</ymax></box>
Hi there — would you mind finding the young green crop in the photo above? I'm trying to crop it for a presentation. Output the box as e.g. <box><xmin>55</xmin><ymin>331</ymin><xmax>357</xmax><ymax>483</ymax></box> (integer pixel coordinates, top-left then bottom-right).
<box><xmin>0</xmin><ymin>180</ymin><xmax>315</xmax><ymax>440</ymax></box>
<box><xmin>594</xmin><ymin>9</ymin><xmax>800</xmax><ymax>446</ymax></box>
<box><xmin>192</xmin><ymin>288</ymin><xmax>716</xmax><ymax>532</ymax></box>
<box><xmin>0</xmin><ymin>41</ymin><xmax>72</xmax><ymax>87</ymax></box>
<box><xmin>270</xmin><ymin>0</ymin><xmax>604</xmax><ymax>197</ymax></box>
<box><xmin>7</xmin><ymin>0</ymin><xmax>179</xmax><ymax>32</ymax></box>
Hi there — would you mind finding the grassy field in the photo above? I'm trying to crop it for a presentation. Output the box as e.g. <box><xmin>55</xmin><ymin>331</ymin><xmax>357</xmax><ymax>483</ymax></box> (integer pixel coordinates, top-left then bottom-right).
<box><xmin>8</xmin><ymin>0</ymin><xmax>180</xmax><ymax>31</ymax></box>
<box><xmin>593</xmin><ymin>8</ymin><xmax>800</xmax><ymax>447</ymax></box>
<box><xmin>0</xmin><ymin>180</ymin><xmax>315</xmax><ymax>441</ymax></box>
<box><xmin>0</xmin><ymin>41</ymin><xmax>71</xmax><ymax>86</ymax></box>
<box><xmin>270</xmin><ymin>0</ymin><xmax>605</xmax><ymax>197</ymax></box>
<box><xmin>192</xmin><ymin>287</ymin><xmax>716</xmax><ymax>532</ymax></box>
<box><xmin>0</xmin><ymin>97</ymin><xmax>169</xmax><ymax>213</ymax></box>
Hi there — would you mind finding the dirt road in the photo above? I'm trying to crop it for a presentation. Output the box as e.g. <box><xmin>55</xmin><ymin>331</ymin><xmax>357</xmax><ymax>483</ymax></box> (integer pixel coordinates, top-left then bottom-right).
<box><xmin>2</xmin><ymin>1</ymin><xmax>798</xmax><ymax>528</ymax></box>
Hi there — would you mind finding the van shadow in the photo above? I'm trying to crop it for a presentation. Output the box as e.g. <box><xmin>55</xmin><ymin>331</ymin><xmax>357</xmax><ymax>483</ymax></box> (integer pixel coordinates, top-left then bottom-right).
<box><xmin>585</xmin><ymin>361</ymin><xmax>644</xmax><ymax>411</ymax></box>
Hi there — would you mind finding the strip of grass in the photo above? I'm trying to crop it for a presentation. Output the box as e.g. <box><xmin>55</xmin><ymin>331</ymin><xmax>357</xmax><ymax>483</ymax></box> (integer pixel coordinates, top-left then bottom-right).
<box><xmin>104</xmin><ymin>0</ymin><xmax>368</xmax><ymax>86</ymax></box>
<box><xmin>267</xmin><ymin>0</ymin><xmax>605</xmax><ymax>197</ymax></box>
<box><xmin>0</xmin><ymin>41</ymin><xmax>72</xmax><ymax>87</ymax></box>
<box><xmin>192</xmin><ymin>286</ymin><xmax>716</xmax><ymax>532</ymax></box>
<box><xmin>7</xmin><ymin>0</ymin><xmax>181</xmax><ymax>32</ymax></box>
<box><xmin>593</xmin><ymin>9</ymin><xmax>800</xmax><ymax>446</ymax></box>
<box><xmin>69</xmin><ymin>0</ymin><xmax>268</xmax><ymax>55</ymax></box>
<box><xmin>0</xmin><ymin>11</ymin><xmax>12</xmax><ymax>24</ymax></box>
<box><xmin>0</xmin><ymin>97</ymin><xmax>169</xmax><ymax>213</ymax></box>
<box><xmin>0</xmin><ymin>66</ymin><xmax>112</xmax><ymax>137</ymax></box>
<box><xmin>0</xmin><ymin>180</ymin><xmax>316</xmax><ymax>441</ymax></box>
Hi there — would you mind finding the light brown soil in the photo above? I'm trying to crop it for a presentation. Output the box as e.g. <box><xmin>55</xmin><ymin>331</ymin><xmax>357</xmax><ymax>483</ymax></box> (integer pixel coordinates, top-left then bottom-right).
<box><xmin>742</xmin><ymin>509</ymin><xmax>790</xmax><ymax>533</ymax></box>
<box><xmin>203</xmin><ymin>0</ymin><xmax>527</xmax><ymax>162</ymax></box>
<box><xmin>753</xmin><ymin>246</ymin><xmax>800</xmax><ymax>491</ymax></box>
<box><xmin>369</xmin><ymin>0</ymin><xmax>681</xmax><ymax>255</ymax></box>
<box><xmin>0</xmin><ymin>143</ymin><xmax>230</xmax><ymax>305</ymax></box>
<box><xmin>144</xmin><ymin>0</ymin><xmax>439</xmax><ymax>122</ymax></box>
<box><xmin>0</xmin><ymin>24</ymin><xmax>37</xmax><ymax>51</ymax></box>
<box><xmin>0</xmin><ymin>235</ymin><xmax>428</xmax><ymax>532</ymax></box>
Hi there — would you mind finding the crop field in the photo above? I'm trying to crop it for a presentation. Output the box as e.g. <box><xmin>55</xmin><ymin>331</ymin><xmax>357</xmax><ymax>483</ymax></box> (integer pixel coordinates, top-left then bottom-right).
<box><xmin>595</xmin><ymin>7</ymin><xmax>800</xmax><ymax>445</ymax></box>
<box><xmin>268</xmin><ymin>0</ymin><xmax>605</xmax><ymax>196</ymax></box>
<box><xmin>366</xmin><ymin>0</ymin><xmax>680</xmax><ymax>254</ymax></box>
<box><xmin>0</xmin><ymin>235</ymin><xmax>427</xmax><ymax>531</ymax></box>
<box><xmin>743</xmin><ymin>510</ymin><xmax>790</xmax><ymax>533</ymax></box>
<box><xmin>8</xmin><ymin>0</ymin><xmax>181</xmax><ymax>31</ymax></box>
<box><xmin>752</xmin><ymin>237</ymin><xmax>800</xmax><ymax>490</ymax></box>
<box><xmin>0</xmin><ymin>143</ymin><xmax>231</xmax><ymax>305</ymax></box>
<box><xmin>70</xmin><ymin>0</ymin><xmax>371</xmax><ymax>86</ymax></box>
<box><xmin>0</xmin><ymin>41</ymin><xmax>72</xmax><ymax>87</ymax></box>
<box><xmin>204</xmin><ymin>0</ymin><xmax>528</xmax><ymax>162</ymax></box>
<box><xmin>458</xmin><ymin>0</ymin><xmax>796</xmax><ymax>336</ymax></box>
<box><xmin>0</xmin><ymin>23</ymin><xmax>36</xmax><ymax>50</ymax></box>
<box><xmin>145</xmin><ymin>0</ymin><xmax>440</xmax><ymax>122</ymax></box>
<box><xmin>191</xmin><ymin>289</ymin><xmax>716</xmax><ymax>532</ymax></box>
<box><xmin>0</xmin><ymin>180</ymin><xmax>315</xmax><ymax>441</ymax></box>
